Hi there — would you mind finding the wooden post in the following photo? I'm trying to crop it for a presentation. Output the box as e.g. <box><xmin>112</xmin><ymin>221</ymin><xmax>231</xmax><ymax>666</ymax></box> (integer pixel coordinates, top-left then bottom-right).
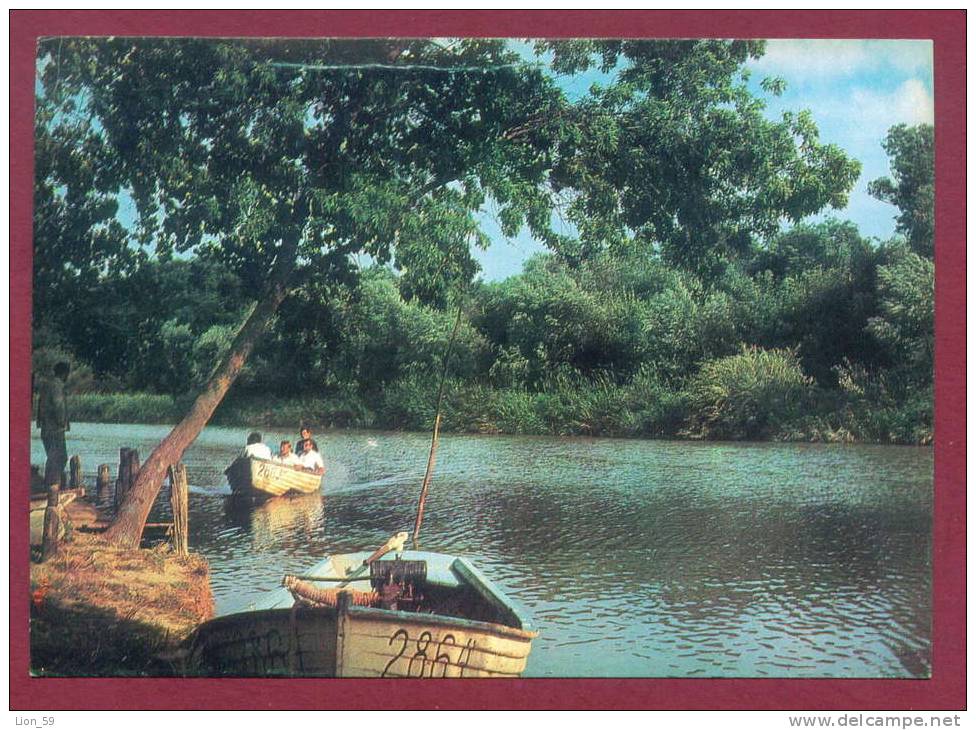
<box><xmin>168</xmin><ymin>463</ymin><xmax>189</xmax><ymax>557</ymax></box>
<box><xmin>69</xmin><ymin>455</ymin><xmax>83</xmax><ymax>494</ymax></box>
<box><xmin>115</xmin><ymin>448</ymin><xmax>130</xmax><ymax>506</ymax></box>
<box><xmin>335</xmin><ymin>590</ymin><xmax>351</xmax><ymax>677</ymax></box>
<box><xmin>97</xmin><ymin>464</ymin><xmax>111</xmax><ymax>502</ymax></box>
<box><xmin>115</xmin><ymin>448</ymin><xmax>140</xmax><ymax>506</ymax></box>
<box><xmin>40</xmin><ymin>484</ymin><xmax>62</xmax><ymax>562</ymax></box>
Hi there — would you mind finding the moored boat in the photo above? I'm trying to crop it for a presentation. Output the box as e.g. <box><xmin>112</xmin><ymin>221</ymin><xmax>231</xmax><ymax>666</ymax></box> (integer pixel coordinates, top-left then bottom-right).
<box><xmin>185</xmin><ymin>549</ymin><xmax>537</xmax><ymax>677</ymax></box>
<box><xmin>225</xmin><ymin>456</ymin><xmax>322</xmax><ymax>499</ymax></box>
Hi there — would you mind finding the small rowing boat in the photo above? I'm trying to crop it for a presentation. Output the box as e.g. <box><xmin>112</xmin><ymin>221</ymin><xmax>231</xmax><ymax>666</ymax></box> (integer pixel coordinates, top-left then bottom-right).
<box><xmin>224</xmin><ymin>456</ymin><xmax>322</xmax><ymax>499</ymax></box>
<box><xmin>185</xmin><ymin>545</ymin><xmax>537</xmax><ymax>678</ymax></box>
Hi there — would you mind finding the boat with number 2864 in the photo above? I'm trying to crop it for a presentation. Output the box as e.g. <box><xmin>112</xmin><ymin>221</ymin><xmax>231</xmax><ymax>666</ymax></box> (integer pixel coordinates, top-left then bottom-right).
<box><xmin>185</xmin><ymin>541</ymin><xmax>537</xmax><ymax>678</ymax></box>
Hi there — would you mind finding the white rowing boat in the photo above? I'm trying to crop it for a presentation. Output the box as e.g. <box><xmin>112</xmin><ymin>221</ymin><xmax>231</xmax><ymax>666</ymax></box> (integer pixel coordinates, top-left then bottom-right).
<box><xmin>224</xmin><ymin>456</ymin><xmax>322</xmax><ymax>499</ymax></box>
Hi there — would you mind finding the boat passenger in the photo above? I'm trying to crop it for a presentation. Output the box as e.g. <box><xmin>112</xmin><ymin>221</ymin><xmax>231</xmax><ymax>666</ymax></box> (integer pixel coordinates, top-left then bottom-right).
<box><xmin>297</xmin><ymin>427</ymin><xmax>319</xmax><ymax>453</ymax></box>
<box><xmin>241</xmin><ymin>432</ymin><xmax>273</xmax><ymax>461</ymax></box>
<box><xmin>297</xmin><ymin>438</ymin><xmax>325</xmax><ymax>474</ymax></box>
<box><xmin>275</xmin><ymin>439</ymin><xmax>302</xmax><ymax>467</ymax></box>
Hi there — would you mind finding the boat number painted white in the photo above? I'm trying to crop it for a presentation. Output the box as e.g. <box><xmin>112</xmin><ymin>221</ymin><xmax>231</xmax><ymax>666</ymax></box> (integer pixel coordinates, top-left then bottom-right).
<box><xmin>381</xmin><ymin>628</ymin><xmax>477</xmax><ymax>678</ymax></box>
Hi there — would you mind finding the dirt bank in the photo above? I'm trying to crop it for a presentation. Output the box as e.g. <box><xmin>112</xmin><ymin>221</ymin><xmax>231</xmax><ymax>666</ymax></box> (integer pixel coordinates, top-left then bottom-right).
<box><xmin>29</xmin><ymin>497</ymin><xmax>214</xmax><ymax>676</ymax></box>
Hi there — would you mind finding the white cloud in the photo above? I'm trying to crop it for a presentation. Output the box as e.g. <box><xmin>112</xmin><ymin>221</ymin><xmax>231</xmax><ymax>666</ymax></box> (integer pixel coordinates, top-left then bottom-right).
<box><xmin>749</xmin><ymin>39</ymin><xmax>932</xmax><ymax>80</ymax></box>
<box><xmin>802</xmin><ymin>77</ymin><xmax>935</xmax><ymax>146</ymax></box>
<box><xmin>851</xmin><ymin>78</ymin><xmax>934</xmax><ymax>127</ymax></box>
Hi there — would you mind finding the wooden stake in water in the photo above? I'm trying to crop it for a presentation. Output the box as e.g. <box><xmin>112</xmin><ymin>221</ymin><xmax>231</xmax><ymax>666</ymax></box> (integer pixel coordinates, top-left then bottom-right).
<box><xmin>168</xmin><ymin>463</ymin><xmax>189</xmax><ymax>558</ymax></box>
<box><xmin>116</xmin><ymin>447</ymin><xmax>140</xmax><ymax>506</ymax></box>
<box><xmin>97</xmin><ymin>464</ymin><xmax>111</xmax><ymax>503</ymax></box>
<box><xmin>412</xmin><ymin>303</ymin><xmax>464</xmax><ymax>548</ymax></box>
<box><xmin>69</xmin><ymin>455</ymin><xmax>83</xmax><ymax>492</ymax></box>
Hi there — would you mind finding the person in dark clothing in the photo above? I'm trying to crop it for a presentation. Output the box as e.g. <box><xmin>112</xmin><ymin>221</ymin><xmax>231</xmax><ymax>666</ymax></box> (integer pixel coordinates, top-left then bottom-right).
<box><xmin>296</xmin><ymin>426</ymin><xmax>320</xmax><ymax>457</ymax></box>
<box><xmin>36</xmin><ymin>361</ymin><xmax>70</xmax><ymax>488</ymax></box>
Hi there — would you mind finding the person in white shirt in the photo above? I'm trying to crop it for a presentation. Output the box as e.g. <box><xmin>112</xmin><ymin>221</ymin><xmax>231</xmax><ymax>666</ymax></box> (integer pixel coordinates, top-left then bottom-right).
<box><xmin>241</xmin><ymin>432</ymin><xmax>273</xmax><ymax>460</ymax></box>
<box><xmin>275</xmin><ymin>439</ymin><xmax>302</xmax><ymax>467</ymax></box>
<box><xmin>297</xmin><ymin>438</ymin><xmax>325</xmax><ymax>474</ymax></box>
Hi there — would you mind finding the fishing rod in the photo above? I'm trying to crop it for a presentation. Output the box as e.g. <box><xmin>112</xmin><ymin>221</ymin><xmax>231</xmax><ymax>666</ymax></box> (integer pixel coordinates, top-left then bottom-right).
<box><xmin>412</xmin><ymin>296</ymin><xmax>465</xmax><ymax>548</ymax></box>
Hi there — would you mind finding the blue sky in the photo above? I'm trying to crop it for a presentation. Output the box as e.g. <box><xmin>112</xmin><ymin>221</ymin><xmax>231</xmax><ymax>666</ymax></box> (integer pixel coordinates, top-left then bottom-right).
<box><xmin>473</xmin><ymin>39</ymin><xmax>935</xmax><ymax>281</ymax></box>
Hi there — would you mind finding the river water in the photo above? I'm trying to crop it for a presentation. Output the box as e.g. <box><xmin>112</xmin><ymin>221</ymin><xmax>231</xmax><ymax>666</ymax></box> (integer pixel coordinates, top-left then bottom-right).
<box><xmin>31</xmin><ymin>422</ymin><xmax>932</xmax><ymax>678</ymax></box>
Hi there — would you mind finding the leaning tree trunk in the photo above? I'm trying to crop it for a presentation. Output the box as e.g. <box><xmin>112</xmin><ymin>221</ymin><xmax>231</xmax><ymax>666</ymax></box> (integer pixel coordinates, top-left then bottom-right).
<box><xmin>104</xmin><ymin>241</ymin><xmax>298</xmax><ymax>547</ymax></box>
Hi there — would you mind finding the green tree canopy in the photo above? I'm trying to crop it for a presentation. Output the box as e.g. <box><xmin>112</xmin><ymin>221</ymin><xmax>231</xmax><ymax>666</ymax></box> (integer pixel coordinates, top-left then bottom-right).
<box><xmin>868</xmin><ymin>123</ymin><xmax>934</xmax><ymax>258</ymax></box>
<box><xmin>37</xmin><ymin>38</ymin><xmax>565</xmax><ymax>294</ymax></box>
<box><xmin>537</xmin><ymin>39</ymin><xmax>862</xmax><ymax>280</ymax></box>
<box><xmin>33</xmin><ymin>80</ymin><xmax>132</xmax><ymax>339</ymax></box>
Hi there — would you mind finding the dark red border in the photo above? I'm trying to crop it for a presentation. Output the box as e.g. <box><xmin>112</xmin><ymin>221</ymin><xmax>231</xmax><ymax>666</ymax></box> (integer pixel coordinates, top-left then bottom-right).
<box><xmin>10</xmin><ymin>10</ymin><xmax>966</xmax><ymax>711</ymax></box>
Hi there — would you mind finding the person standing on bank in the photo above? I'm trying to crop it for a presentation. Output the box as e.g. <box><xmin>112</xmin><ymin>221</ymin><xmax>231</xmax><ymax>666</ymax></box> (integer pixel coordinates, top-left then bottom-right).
<box><xmin>37</xmin><ymin>361</ymin><xmax>70</xmax><ymax>488</ymax></box>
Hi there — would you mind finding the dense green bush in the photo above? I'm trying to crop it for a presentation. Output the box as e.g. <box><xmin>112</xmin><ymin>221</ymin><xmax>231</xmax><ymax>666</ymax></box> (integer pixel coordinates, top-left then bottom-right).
<box><xmin>627</xmin><ymin>366</ymin><xmax>693</xmax><ymax>437</ymax></box>
<box><xmin>32</xmin><ymin>345</ymin><xmax>100</xmax><ymax>395</ymax></box>
<box><xmin>867</xmin><ymin>246</ymin><xmax>934</xmax><ymax>383</ymax></box>
<box><xmin>687</xmin><ymin>346</ymin><xmax>814</xmax><ymax>440</ymax></box>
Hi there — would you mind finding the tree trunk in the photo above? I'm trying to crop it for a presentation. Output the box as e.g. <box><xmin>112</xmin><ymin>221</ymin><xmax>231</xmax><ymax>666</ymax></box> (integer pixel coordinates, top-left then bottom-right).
<box><xmin>104</xmin><ymin>240</ymin><xmax>298</xmax><ymax>547</ymax></box>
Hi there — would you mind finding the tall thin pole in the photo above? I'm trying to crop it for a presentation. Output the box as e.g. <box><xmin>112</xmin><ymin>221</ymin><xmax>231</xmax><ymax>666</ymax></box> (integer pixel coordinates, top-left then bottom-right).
<box><xmin>413</xmin><ymin>301</ymin><xmax>464</xmax><ymax>548</ymax></box>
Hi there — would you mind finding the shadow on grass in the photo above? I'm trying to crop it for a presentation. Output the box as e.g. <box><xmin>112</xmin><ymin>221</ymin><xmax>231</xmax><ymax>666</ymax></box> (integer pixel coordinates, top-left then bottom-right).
<box><xmin>30</xmin><ymin>594</ymin><xmax>187</xmax><ymax>677</ymax></box>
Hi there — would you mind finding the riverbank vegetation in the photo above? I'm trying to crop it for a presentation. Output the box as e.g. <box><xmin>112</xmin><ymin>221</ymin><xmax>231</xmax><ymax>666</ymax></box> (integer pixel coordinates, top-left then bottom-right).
<box><xmin>33</xmin><ymin>39</ymin><xmax>933</xmax><ymax>448</ymax></box>
<box><xmin>56</xmin><ymin>209</ymin><xmax>933</xmax><ymax>444</ymax></box>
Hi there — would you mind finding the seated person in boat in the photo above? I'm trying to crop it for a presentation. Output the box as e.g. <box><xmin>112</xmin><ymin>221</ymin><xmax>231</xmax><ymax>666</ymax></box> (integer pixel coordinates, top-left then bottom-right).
<box><xmin>298</xmin><ymin>426</ymin><xmax>319</xmax><ymax>451</ymax></box>
<box><xmin>275</xmin><ymin>439</ymin><xmax>302</xmax><ymax>467</ymax></box>
<box><xmin>297</xmin><ymin>438</ymin><xmax>325</xmax><ymax>474</ymax></box>
<box><xmin>241</xmin><ymin>431</ymin><xmax>273</xmax><ymax>460</ymax></box>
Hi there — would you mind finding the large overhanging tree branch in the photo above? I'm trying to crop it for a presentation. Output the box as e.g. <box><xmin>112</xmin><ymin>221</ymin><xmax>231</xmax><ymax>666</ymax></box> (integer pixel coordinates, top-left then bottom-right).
<box><xmin>37</xmin><ymin>37</ymin><xmax>566</xmax><ymax>547</ymax></box>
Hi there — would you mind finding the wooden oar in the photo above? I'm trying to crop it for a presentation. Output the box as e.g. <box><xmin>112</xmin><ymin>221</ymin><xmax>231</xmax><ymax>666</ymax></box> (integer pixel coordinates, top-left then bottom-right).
<box><xmin>363</xmin><ymin>531</ymin><xmax>409</xmax><ymax>565</ymax></box>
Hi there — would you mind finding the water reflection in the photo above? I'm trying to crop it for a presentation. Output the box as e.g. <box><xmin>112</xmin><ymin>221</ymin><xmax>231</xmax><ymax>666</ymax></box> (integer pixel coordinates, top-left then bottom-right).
<box><xmin>223</xmin><ymin>494</ymin><xmax>325</xmax><ymax>551</ymax></box>
<box><xmin>31</xmin><ymin>423</ymin><xmax>932</xmax><ymax>678</ymax></box>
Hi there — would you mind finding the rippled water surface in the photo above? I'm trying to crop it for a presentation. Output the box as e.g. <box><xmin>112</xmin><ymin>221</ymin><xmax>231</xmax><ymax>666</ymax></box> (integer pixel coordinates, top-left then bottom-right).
<box><xmin>32</xmin><ymin>423</ymin><xmax>932</xmax><ymax>678</ymax></box>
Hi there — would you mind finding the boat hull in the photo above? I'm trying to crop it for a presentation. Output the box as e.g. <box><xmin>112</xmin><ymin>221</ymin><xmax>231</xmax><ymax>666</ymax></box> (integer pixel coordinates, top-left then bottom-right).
<box><xmin>225</xmin><ymin>457</ymin><xmax>322</xmax><ymax>499</ymax></box>
<box><xmin>187</xmin><ymin>606</ymin><xmax>339</xmax><ymax>676</ymax></box>
<box><xmin>188</xmin><ymin>604</ymin><xmax>534</xmax><ymax>677</ymax></box>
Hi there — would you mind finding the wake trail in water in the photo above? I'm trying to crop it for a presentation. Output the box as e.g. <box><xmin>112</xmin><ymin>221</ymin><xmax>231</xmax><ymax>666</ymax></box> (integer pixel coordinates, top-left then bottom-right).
<box><xmin>189</xmin><ymin>483</ymin><xmax>233</xmax><ymax>496</ymax></box>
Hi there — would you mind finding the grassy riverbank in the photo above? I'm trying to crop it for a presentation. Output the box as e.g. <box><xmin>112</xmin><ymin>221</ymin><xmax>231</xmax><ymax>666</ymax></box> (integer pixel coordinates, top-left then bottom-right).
<box><xmin>67</xmin><ymin>374</ymin><xmax>932</xmax><ymax>445</ymax></box>
<box><xmin>30</xmin><ymin>499</ymin><xmax>214</xmax><ymax>676</ymax></box>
